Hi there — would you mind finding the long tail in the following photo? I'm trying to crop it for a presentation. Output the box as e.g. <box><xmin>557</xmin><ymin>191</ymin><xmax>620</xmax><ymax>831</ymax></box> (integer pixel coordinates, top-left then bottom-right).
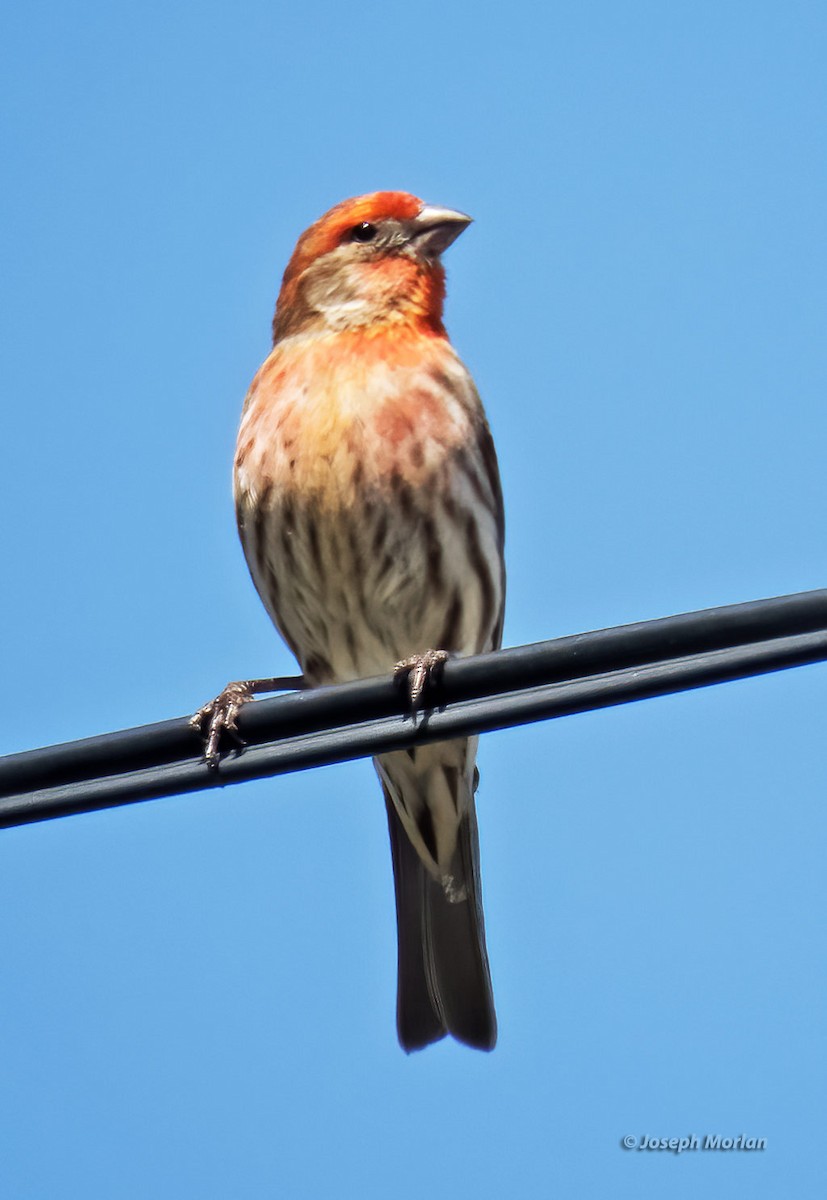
<box><xmin>383</xmin><ymin>787</ymin><xmax>497</xmax><ymax>1052</ymax></box>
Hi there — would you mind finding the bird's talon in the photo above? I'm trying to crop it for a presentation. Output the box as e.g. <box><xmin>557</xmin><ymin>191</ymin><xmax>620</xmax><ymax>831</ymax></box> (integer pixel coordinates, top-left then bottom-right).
<box><xmin>190</xmin><ymin>680</ymin><xmax>254</xmax><ymax>768</ymax></box>
<box><xmin>394</xmin><ymin>649</ymin><xmax>450</xmax><ymax>710</ymax></box>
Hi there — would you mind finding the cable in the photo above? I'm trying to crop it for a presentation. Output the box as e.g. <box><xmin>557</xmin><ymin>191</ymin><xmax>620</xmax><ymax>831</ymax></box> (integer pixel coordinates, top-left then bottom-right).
<box><xmin>1</xmin><ymin>588</ymin><xmax>825</xmax><ymax>829</ymax></box>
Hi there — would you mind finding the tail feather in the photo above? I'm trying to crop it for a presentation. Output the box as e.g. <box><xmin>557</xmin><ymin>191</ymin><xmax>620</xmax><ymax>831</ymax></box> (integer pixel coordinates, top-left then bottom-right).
<box><xmin>384</xmin><ymin>791</ymin><xmax>447</xmax><ymax>1051</ymax></box>
<box><xmin>384</xmin><ymin>788</ymin><xmax>497</xmax><ymax>1053</ymax></box>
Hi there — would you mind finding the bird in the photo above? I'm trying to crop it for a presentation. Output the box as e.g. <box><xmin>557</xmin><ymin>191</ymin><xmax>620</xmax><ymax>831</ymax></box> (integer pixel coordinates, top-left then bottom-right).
<box><xmin>193</xmin><ymin>192</ymin><xmax>506</xmax><ymax>1051</ymax></box>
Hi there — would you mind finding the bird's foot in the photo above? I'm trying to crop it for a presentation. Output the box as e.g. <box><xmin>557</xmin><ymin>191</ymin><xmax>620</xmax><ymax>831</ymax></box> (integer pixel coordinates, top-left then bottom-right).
<box><xmin>190</xmin><ymin>673</ymin><xmax>307</xmax><ymax>769</ymax></box>
<box><xmin>190</xmin><ymin>681</ymin><xmax>254</xmax><ymax>769</ymax></box>
<box><xmin>394</xmin><ymin>649</ymin><xmax>450</xmax><ymax>710</ymax></box>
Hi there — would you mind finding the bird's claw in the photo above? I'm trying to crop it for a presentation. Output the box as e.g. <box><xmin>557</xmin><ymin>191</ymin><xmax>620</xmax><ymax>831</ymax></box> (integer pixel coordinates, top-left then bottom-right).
<box><xmin>394</xmin><ymin>649</ymin><xmax>450</xmax><ymax>710</ymax></box>
<box><xmin>190</xmin><ymin>681</ymin><xmax>253</xmax><ymax>769</ymax></box>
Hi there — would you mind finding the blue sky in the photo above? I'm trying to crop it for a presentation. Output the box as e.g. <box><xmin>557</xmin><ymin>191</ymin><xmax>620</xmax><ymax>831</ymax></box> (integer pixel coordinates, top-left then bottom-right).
<box><xmin>2</xmin><ymin>0</ymin><xmax>826</xmax><ymax>1196</ymax></box>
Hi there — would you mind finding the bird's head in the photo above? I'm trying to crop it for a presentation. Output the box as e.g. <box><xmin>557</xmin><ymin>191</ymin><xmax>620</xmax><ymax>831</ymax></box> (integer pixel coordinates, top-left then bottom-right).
<box><xmin>272</xmin><ymin>192</ymin><xmax>472</xmax><ymax>343</ymax></box>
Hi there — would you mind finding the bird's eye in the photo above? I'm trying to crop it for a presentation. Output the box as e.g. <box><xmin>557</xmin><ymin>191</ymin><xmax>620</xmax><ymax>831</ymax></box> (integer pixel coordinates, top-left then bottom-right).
<box><xmin>351</xmin><ymin>221</ymin><xmax>378</xmax><ymax>243</ymax></box>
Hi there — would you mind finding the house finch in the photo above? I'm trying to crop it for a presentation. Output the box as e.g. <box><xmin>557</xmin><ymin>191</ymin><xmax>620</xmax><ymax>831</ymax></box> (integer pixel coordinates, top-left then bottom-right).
<box><xmin>195</xmin><ymin>192</ymin><xmax>505</xmax><ymax>1051</ymax></box>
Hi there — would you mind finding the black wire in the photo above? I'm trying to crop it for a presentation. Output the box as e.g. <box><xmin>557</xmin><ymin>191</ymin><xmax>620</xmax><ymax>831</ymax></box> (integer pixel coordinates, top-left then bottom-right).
<box><xmin>1</xmin><ymin>589</ymin><xmax>825</xmax><ymax>829</ymax></box>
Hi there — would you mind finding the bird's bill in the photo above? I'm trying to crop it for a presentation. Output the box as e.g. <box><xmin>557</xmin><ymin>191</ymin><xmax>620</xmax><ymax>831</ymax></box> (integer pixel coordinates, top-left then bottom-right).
<box><xmin>410</xmin><ymin>204</ymin><xmax>473</xmax><ymax>257</ymax></box>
